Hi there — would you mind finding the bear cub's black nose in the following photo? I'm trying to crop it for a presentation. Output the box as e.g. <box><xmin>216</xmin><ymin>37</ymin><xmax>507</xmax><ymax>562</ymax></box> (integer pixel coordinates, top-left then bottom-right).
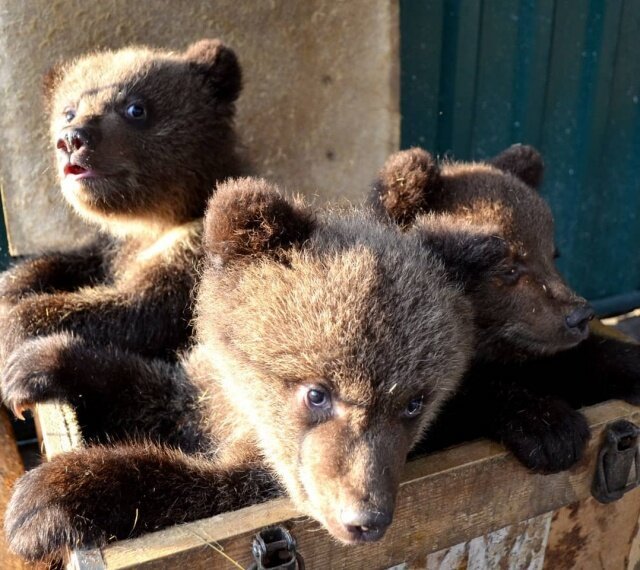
<box><xmin>57</xmin><ymin>128</ymin><xmax>91</xmax><ymax>154</ymax></box>
<box><xmin>340</xmin><ymin>507</ymin><xmax>393</xmax><ymax>540</ymax></box>
<box><xmin>565</xmin><ymin>304</ymin><xmax>595</xmax><ymax>331</ymax></box>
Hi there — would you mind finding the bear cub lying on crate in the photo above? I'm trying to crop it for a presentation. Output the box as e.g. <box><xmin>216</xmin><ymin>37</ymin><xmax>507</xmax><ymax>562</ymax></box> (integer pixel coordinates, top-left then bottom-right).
<box><xmin>0</xmin><ymin>39</ymin><xmax>244</xmax><ymax>429</ymax></box>
<box><xmin>4</xmin><ymin>178</ymin><xmax>510</xmax><ymax>562</ymax></box>
<box><xmin>372</xmin><ymin>144</ymin><xmax>640</xmax><ymax>472</ymax></box>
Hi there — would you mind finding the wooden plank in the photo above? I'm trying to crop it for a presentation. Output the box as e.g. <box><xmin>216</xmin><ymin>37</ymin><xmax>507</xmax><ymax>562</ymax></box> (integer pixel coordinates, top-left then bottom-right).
<box><xmin>33</xmin><ymin>402</ymin><xmax>82</xmax><ymax>460</ymax></box>
<box><xmin>426</xmin><ymin>512</ymin><xmax>553</xmax><ymax>570</ymax></box>
<box><xmin>0</xmin><ymin>408</ymin><xmax>31</xmax><ymax>570</ymax></box>
<box><xmin>92</xmin><ymin>401</ymin><xmax>639</xmax><ymax>570</ymax></box>
<box><xmin>511</xmin><ymin>0</ymin><xmax>555</xmax><ymax>147</ymax></box>
<box><xmin>439</xmin><ymin>0</ymin><xmax>483</xmax><ymax>158</ymax></box>
<box><xmin>590</xmin><ymin>309</ymin><xmax>640</xmax><ymax>570</ymax></box>
<box><xmin>470</xmin><ymin>0</ymin><xmax>521</xmax><ymax>158</ymax></box>
<box><xmin>626</xmin><ymin>502</ymin><xmax>640</xmax><ymax>569</ymax></box>
<box><xmin>592</xmin><ymin>318</ymin><xmax>639</xmax><ymax>342</ymax></box>
<box><xmin>68</xmin><ymin>550</ymin><xmax>108</xmax><ymax>570</ymax></box>
<box><xmin>544</xmin><ymin>489</ymin><xmax>640</xmax><ymax>570</ymax></box>
<box><xmin>588</xmin><ymin>0</ymin><xmax>640</xmax><ymax>300</ymax></box>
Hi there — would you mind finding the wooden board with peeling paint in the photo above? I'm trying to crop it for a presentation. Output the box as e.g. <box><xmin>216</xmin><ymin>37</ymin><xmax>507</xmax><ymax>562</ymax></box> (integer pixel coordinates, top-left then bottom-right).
<box><xmin>426</xmin><ymin>513</ymin><xmax>553</xmax><ymax>570</ymax></box>
<box><xmin>545</xmin><ymin>491</ymin><xmax>640</xmax><ymax>570</ymax></box>
<box><xmin>0</xmin><ymin>0</ymin><xmax>399</xmax><ymax>255</ymax></box>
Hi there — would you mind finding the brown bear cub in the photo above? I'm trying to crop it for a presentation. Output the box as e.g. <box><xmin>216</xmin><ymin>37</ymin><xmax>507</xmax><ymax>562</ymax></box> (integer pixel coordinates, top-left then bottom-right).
<box><xmin>0</xmin><ymin>40</ymin><xmax>243</xmax><ymax>432</ymax></box>
<box><xmin>372</xmin><ymin>145</ymin><xmax>640</xmax><ymax>473</ymax></box>
<box><xmin>5</xmin><ymin>178</ymin><xmax>493</xmax><ymax>562</ymax></box>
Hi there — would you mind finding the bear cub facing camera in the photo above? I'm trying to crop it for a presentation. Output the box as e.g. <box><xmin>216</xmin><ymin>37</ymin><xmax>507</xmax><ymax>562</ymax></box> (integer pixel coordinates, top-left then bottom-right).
<box><xmin>4</xmin><ymin>178</ymin><xmax>506</xmax><ymax>562</ymax></box>
<box><xmin>0</xmin><ymin>39</ymin><xmax>244</xmax><ymax>430</ymax></box>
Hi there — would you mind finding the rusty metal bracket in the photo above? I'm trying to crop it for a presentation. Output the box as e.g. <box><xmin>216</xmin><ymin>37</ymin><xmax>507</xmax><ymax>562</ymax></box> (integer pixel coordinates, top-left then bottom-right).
<box><xmin>247</xmin><ymin>526</ymin><xmax>304</xmax><ymax>570</ymax></box>
<box><xmin>592</xmin><ymin>419</ymin><xmax>640</xmax><ymax>503</ymax></box>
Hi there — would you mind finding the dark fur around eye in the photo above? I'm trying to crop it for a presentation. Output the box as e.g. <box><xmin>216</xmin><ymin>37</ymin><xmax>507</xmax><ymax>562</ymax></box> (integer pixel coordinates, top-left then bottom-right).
<box><xmin>499</xmin><ymin>263</ymin><xmax>526</xmax><ymax>286</ymax></box>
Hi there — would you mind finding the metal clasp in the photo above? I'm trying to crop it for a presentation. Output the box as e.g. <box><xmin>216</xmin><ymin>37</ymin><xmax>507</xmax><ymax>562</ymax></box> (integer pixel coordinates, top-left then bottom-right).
<box><xmin>247</xmin><ymin>526</ymin><xmax>304</xmax><ymax>570</ymax></box>
<box><xmin>592</xmin><ymin>419</ymin><xmax>640</xmax><ymax>503</ymax></box>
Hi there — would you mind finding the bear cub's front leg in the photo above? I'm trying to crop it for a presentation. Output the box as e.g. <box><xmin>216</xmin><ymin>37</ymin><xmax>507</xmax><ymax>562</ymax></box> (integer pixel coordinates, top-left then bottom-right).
<box><xmin>0</xmin><ymin>332</ymin><xmax>193</xmax><ymax>445</ymax></box>
<box><xmin>4</xmin><ymin>444</ymin><xmax>278</xmax><ymax>562</ymax></box>
<box><xmin>0</xmin><ymin>246</ymin><xmax>104</xmax><ymax>305</ymax></box>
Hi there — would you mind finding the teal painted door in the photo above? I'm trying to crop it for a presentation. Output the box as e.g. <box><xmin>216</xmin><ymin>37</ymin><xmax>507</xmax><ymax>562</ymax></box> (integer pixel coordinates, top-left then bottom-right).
<box><xmin>401</xmin><ymin>0</ymin><xmax>640</xmax><ymax>309</ymax></box>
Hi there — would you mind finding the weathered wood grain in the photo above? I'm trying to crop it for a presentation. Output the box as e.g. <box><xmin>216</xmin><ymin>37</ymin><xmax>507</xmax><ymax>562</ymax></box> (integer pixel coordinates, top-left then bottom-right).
<box><xmin>426</xmin><ymin>512</ymin><xmax>553</xmax><ymax>570</ymax></box>
<box><xmin>81</xmin><ymin>401</ymin><xmax>640</xmax><ymax>570</ymax></box>
<box><xmin>34</xmin><ymin>401</ymin><xmax>82</xmax><ymax>460</ymax></box>
<box><xmin>0</xmin><ymin>408</ymin><xmax>51</xmax><ymax>570</ymax></box>
<box><xmin>544</xmin><ymin>489</ymin><xmax>640</xmax><ymax>570</ymax></box>
<box><xmin>627</xmin><ymin>503</ymin><xmax>640</xmax><ymax>570</ymax></box>
<box><xmin>0</xmin><ymin>408</ymin><xmax>30</xmax><ymax>570</ymax></box>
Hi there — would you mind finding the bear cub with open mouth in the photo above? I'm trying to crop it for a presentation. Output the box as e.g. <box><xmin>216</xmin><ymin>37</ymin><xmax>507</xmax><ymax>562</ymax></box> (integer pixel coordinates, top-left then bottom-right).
<box><xmin>0</xmin><ymin>40</ymin><xmax>244</xmax><ymax>438</ymax></box>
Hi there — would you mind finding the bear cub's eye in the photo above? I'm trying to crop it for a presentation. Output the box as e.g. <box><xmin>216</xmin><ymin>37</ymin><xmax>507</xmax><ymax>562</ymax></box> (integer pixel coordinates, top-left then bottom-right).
<box><xmin>64</xmin><ymin>108</ymin><xmax>76</xmax><ymax>123</ymax></box>
<box><xmin>403</xmin><ymin>395</ymin><xmax>424</xmax><ymax>418</ymax></box>
<box><xmin>305</xmin><ymin>386</ymin><xmax>331</xmax><ymax>410</ymax></box>
<box><xmin>500</xmin><ymin>264</ymin><xmax>524</xmax><ymax>285</ymax></box>
<box><xmin>125</xmin><ymin>103</ymin><xmax>147</xmax><ymax>121</ymax></box>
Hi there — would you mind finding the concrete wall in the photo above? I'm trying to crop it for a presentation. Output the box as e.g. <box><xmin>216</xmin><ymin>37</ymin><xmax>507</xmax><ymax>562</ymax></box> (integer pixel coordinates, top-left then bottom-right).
<box><xmin>0</xmin><ymin>0</ymin><xmax>399</xmax><ymax>254</ymax></box>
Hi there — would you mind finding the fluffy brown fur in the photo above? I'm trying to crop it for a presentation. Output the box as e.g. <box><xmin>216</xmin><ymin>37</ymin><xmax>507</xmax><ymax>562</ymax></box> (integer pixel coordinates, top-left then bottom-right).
<box><xmin>5</xmin><ymin>178</ymin><xmax>484</xmax><ymax>562</ymax></box>
<box><xmin>372</xmin><ymin>145</ymin><xmax>640</xmax><ymax>473</ymax></box>
<box><xmin>373</xmin><ymin>145</ymin><xmax>592</xmax><ymax>361</ymax></box>
<box><xmin>47</xmin><ymin>38</ymin><xmax>243</xmax><ymax>229</ymax></box>
<box><xmin>376</xmin><ymin>148</ymin><xmax>441</xmax><ymax>226</ymax></box>
<box><xmin>0</xmin><ymin>39</ymin><xmax>244</xmax><ymax>420</ymax></box>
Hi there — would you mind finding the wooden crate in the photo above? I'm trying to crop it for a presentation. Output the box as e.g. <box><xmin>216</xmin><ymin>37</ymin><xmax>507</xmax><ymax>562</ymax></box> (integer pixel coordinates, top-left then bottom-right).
<box><xmin>30</xmin><ymin>400</ymin><xmax>640</xmax><ymax>570</ymax></box>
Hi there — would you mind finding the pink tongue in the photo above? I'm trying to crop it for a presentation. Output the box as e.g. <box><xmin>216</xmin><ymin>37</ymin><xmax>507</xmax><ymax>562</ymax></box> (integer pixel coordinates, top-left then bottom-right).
<box><xmin>65</xmin><ymin>164</ymin><xmax>87</xmax><ymax>176</ymax></box>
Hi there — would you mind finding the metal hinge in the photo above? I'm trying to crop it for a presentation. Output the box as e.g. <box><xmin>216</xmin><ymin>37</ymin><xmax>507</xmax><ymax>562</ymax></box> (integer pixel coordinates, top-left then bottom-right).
<box><xmin>247</xmin><ymin>526</ymin><xmax>304</xmax><ymax>570</ymax></box>
<box><xmin>592</xmin><ymin>419</ymin><xmax>640</xmax><ymax>503</ymax></box>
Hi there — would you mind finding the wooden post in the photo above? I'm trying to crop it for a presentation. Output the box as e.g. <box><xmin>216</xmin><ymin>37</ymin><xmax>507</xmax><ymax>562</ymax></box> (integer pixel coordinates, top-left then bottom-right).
<box><xmin>0</xmin><ymin>408</ymin><xmax>46</xmax><ymax>570</ymax></box>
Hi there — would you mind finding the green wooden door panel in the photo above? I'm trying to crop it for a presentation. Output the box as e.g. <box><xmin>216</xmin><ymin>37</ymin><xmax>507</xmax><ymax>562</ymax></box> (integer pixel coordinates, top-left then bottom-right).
<box><xmin>401</xmin><ymin>1</ymin><xmax>445</xmax><ymax>151</ymax></box>
<box><xmin>401</xmin><ymin>0</ymin><xmax>640</xmax><ymax>306</ymax></box>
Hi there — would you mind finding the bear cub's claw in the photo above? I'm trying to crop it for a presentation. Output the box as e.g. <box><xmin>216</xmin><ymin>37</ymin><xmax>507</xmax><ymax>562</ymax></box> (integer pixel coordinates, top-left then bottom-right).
<box><xmin>0</xmin><ymin>333</ymin><xmax>74</xmax><ymax>417</ymax></box>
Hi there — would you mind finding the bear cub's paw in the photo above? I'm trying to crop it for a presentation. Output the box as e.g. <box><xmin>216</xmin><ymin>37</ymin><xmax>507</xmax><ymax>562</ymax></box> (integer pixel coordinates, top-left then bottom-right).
<box><xmin>610</xmin><ymin>344</ymin><xmax>640</xmax><ymax>406</ymax></box>
<box><xmin>1</xmin><ymin>333</ymin><xmax>75</xmax><ymax>419</ymax></box>
<box><xmin>501</xmin><ymin>398</ymin><xmax>591</xmax><ymax>474</ymax></box>
<box><xmin>4</xmin><ymin>465</ymin><xmax>97</xmax><ymax>562</ymax></box>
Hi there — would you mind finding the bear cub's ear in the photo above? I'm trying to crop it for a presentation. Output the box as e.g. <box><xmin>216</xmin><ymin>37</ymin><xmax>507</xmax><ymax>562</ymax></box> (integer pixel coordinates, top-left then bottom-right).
<box><xmin>204</xmin><ymin>178</ymin><xmax>314</xmax><ymax>265</ymax></box>
<box><xmin>489</xmin><ymin>144</ymin><xmax>544</xmax><ymax>190</ymax></box>
<box><xmin>184</xmin><ymin>39</ymin><xmax>242</xmax><ymax>103</ymax></box>
<box><xmin>41</xmin><ymin>62</ymin><xmax>65</xmax><ymax>112</ymax></box>
<box><xmin>370</xmin><ymin>148</ymin><xmax>442</xmax><ymax>226</ymax></box>
<box><xmin>417</xmin><ymin>216</ymin><xmax>508</xmax><ymax>292</ymax></box>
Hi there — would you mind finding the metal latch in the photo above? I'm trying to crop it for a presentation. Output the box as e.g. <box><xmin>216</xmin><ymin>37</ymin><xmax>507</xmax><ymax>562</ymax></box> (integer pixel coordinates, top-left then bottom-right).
<box><xmin>592</xmin><ymin>419</ymin><xmax>640</xmax><ymax>503</ymax></box>
<box><xmin>247</xmin><ymin>526</ymin><xmax>305</xmax><ymax>570</ymax></box>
